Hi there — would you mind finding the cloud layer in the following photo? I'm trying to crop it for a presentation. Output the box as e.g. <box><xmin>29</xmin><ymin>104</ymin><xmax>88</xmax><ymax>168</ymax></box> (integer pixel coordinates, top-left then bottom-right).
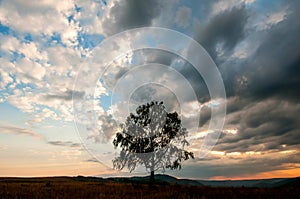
<box><xmin>0</xmin><ymin>0</ymin><xmax>299</xmax><ymax>178</ymax></box>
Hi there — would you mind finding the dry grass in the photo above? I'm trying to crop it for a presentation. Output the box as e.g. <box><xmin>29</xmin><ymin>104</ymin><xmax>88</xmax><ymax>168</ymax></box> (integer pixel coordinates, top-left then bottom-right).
<box><xmin>0</xmin><ymin>177</ymin><xmax>299</xmax><ymax>199</ymax></box>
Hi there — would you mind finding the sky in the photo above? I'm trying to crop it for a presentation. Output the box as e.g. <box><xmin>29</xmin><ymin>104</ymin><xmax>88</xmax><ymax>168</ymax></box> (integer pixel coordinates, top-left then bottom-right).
<box><xmin>0</xmin><ymin>0</ymin><xmax>300</xmax><ymax>180</ymax></box>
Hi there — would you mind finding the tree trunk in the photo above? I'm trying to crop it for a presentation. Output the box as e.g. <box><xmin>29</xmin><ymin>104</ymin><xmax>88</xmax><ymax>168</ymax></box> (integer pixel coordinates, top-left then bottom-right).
<box><xmin>149</xmin><ymin>132</ymin><xmax>155</xmax><ymax>185</ymax></box>
<box><xmin>150</xmin><ymin>170</ymin><xmax>155</xmax><ymax>185</ymax></box>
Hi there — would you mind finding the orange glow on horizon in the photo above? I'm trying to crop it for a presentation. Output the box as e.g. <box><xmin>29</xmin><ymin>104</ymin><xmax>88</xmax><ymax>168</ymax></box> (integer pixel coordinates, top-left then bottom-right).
<box><xmin>210</xmin><ymin>167</ymin><xmax>300</xmax><ymax>180</ymax></box>
<box><xmin>0</xmin><ymin>162</ymin><xmax>115</xmax><ymax>177</ymax></box>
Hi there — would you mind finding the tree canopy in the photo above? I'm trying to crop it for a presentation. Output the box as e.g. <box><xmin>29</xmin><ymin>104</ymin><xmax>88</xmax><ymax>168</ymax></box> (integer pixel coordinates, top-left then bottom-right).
<box><xmin>112</xmin><ymin>101</ymin><xmax>194</xmax><ymax>183</ymax></box>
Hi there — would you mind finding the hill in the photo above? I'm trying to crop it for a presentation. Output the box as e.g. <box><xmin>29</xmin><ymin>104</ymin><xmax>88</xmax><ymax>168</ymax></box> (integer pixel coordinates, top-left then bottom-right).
<box><xmin>197</xmin><ymin>176</ymin><xmax>300</xmax><ymax>188</ymax></box>
<box><xmin>103</xmin><ymin>174</ymin><xmax>300</xmax><ymax>188</ymax></box>
<box><xmin>107</xmin><ymin>174</ymin><xmax>203</xmax><ymax>186</ymax></box>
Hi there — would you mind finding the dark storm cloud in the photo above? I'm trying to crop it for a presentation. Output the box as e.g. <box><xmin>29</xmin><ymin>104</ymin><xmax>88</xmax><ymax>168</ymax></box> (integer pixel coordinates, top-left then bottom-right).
<box><xmin>114</xmin><ymin>48</ymin><xmax>210</xmax><ymax>104</ymax></box>
<box><xmin>97</xmin><ymin>0</ymin><xmax>300</xmax><ymax>177</ymax></box>
<box><xmin>102</xmin><ymin>0</ymin><xmax>162</xmax><ymax>35</ymax></box>
<box><xmin>178</xmin><ymin>64</ymin><xmax>210</xmax><ymax>103</ymax></box>
<box><xmin>225</xmin><ymin>97</ymin><xmax>251</xmax><ymax>116</ymax></box>
<box><xmin>44</xmin><ymin>89</ymin><xmax>85</xmax><ymax>101</ymax></box>
<box><xmin>175</xmin><ymin>150</ymin><xmax>300</xmax><ymax>179</ymax></box>
<box><xmin>183</xmin><ymin>0</ymin><xmax>300</xmax><ymax>157</ymax></box>
<box><xmin>238</xmin><ymin>0</ymin><xmax>300</xmax><ymax>101</ymax></box>
<box><xmin>215</xmin><ymin>98</ymin><xmax>300</xmax><ymax>152</ymax></box>
<box><xmin>93</xmin><ymin>0</ymin><xmax>300</xmax><ymax>179</ymax></box>
<box><xmin>199</xmin><ymin>106</ymin><xmax>211</xmax><ymax>126</ymax></box>
<box><xmin>208</xmin><ymin>0</ymin><xmax>300</xmax><ymax>156</ymax></box>
<box><xmin>176</xmin><ymin>5</ymin><xmax>249</xmax><ymax>104</ymax></box>
<box><xmin>194</xmin><ymin>5</ymin><xmax>249</xmax><ymax>63</ymax></box>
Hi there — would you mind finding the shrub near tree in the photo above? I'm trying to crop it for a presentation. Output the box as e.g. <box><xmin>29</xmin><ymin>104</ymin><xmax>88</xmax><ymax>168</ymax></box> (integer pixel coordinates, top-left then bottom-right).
<box><xmin>112</xmin><ymin>101</ymin><xmax>194</xmax><ymax>184</ymax></box>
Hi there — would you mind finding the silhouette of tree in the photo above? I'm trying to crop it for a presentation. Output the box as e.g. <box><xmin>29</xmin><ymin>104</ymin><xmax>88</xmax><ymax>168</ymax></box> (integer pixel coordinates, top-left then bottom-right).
<box><xmin>112</xmin><ymin>101</ymin><xmax>194</xmax><ymax>184</ymax></box>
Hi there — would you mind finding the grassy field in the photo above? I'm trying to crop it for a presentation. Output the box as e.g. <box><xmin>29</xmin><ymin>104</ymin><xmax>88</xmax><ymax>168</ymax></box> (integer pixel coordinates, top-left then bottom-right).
<box><xmin>0</xmin><ymin>177</ymin><xmax>299</xmax><ymax>199</ymax></box>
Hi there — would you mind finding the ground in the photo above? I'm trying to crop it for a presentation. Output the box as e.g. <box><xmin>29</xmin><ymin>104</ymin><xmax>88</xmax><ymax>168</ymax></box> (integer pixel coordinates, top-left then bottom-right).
<box><xmin>0</xmin><ymin>177</ymin><xmax>299</xmax><ymax>199</ymax></box>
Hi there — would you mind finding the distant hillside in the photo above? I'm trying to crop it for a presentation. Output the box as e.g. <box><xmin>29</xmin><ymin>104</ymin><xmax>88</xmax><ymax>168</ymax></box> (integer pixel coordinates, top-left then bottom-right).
<box><xmin>1</xmin><ymin>175</ymin><xmax>299</xmax><ymax>188</ymax></box>
<box><xmin>4</xmin><ymin>175</ymin><xmax>297</xmax><ymax>188</ymax></box>
<box><xmin>272</xmin><ymin>177</ymin><xmax>300</xmax><ymax>188</ymax></box>
<box><xmin>106</xmin><ymin>174</ymin><xmax>203</xmax><ymax>186</ymax></box>
<box><xmin>198</xmin><ymin>177</ymin><xmax>300</xmax><ymax>188</ymax></box>
<box><xmin>99</xmin><ymin>174</ymin><xmax>300</xmax><ymax>188</ymax></box>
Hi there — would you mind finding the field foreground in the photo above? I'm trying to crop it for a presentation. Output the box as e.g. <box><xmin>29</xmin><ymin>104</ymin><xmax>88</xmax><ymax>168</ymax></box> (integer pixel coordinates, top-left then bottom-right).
<box><xmin>0</xmin><ymin>177</ymin><xmax>299</xmax><ymax>199</ymax></box>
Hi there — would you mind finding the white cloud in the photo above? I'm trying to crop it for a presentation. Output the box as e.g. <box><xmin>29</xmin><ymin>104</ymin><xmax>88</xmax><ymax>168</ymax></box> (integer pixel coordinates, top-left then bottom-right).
<box><xmin>0</xmin><ymin>0</ymin><xmax>75</xmax><ymax>36</ymax></box>
<box><xmin>18</xmin><ymin>42</ymin><xmax>48</xmax><ymax>61</ymax></box>
<box><xmin>230</xmin><ymin>39</ymin><xmax>259</xmax><ymax>60</ymax></box>
<box><xmin>0</xmin><ymin>0</ymin><xmax>217</xmax><ymax>148</ymax></box>
<box><xmin>232</xmin><ymin>48</ymin><xmax>248</xmax><ymax>59</ymax></box>
<box><xmin>31</xmin><ymin>108</ymin><xmax>59</xmax><ymax>123</ymax></box>
<box><xmin>61</xmin><ymin>21</ymin><xmax>81</xmax><ymax>47</ymax></box>
<box><xmin>0</xmin><ymin>35</ymin><xmax>20</xmax><ymax>53</ymax></box>
<box><xmin>211</xmin><ymin>0</ymin><xmax>256</xmax><ymax>16</ymax></box>
<box><xmin>0</xmin><ymin>6</ymin><xmax>85</xmax><ymax>124</ymax></box>
<box><xmin>255</xmin><ymin>8</ymin><xmax>289</xmax><ymax>30</ymax></box>
<box><xmin>8</xmin><ymin>94</ymin><xmax>35</xmax><ymax>113</ymax></box>
<box><xmin>15</xmin><ymin>58</ymin><xmax>46</xmax><ymax>81</ymax></box>
<box><xmin>0</xmin><ymin>67</ymin><xmax>14</xmax><ymax>89</ymax></box>
<box><xmin>73</xmin><ymin>0</ymin><xmax>112</xmax><ymax>35</ymax></box>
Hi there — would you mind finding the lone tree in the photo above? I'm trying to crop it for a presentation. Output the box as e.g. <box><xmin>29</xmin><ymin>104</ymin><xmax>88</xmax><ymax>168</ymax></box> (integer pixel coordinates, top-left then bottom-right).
<box><xmin>112</xmin><ymin>101</ymin><xmax>194</xmax><ymax>184</ymax></box>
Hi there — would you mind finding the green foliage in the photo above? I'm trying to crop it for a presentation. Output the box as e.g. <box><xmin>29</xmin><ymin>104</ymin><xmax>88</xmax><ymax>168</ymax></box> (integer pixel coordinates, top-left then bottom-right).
<box><xmin>112</xmin><ymin>101</ymin><xmax>194</xmax><ymax>173</ymax></box>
